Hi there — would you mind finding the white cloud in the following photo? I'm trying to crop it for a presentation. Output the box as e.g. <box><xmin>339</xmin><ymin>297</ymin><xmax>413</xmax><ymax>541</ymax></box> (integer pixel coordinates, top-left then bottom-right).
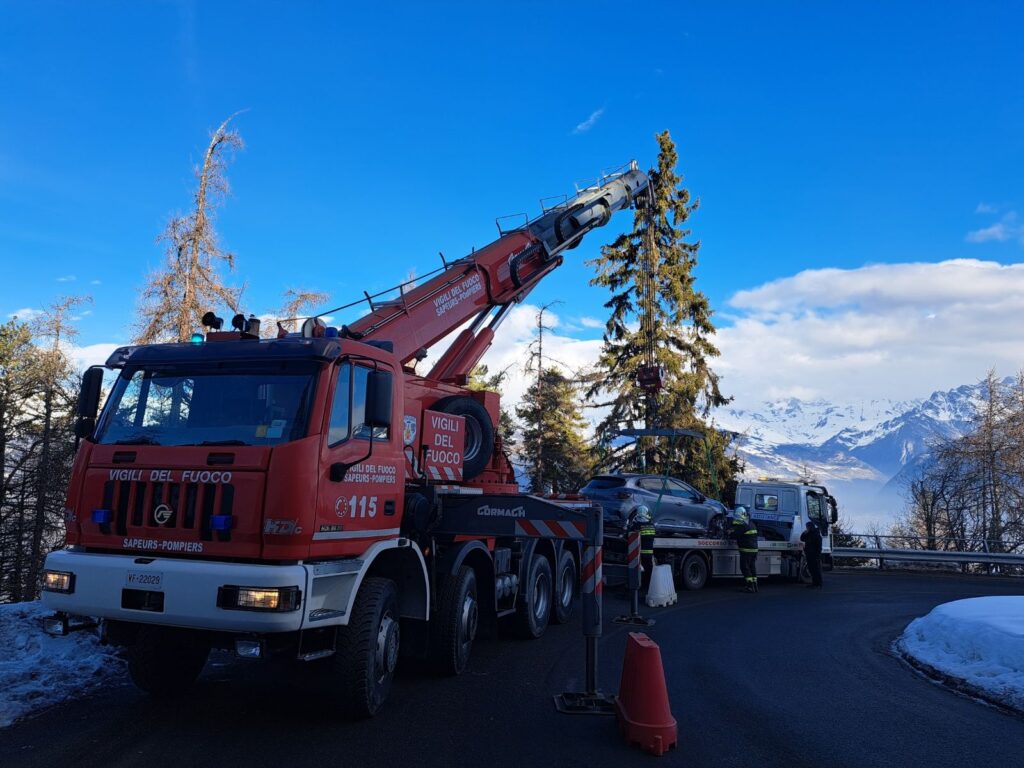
<box><xmin>68</xmin><ymin>342</ymin><xmax>122</xmax><ymax>369</ymax></box>
<box><xmin>720</xmin><ymin>259</ymin><xmax>1024</xmax><ymax>406</ymax></box>
<box><xmin>966</xmin><ymin>211</ymin><xmax>1023</xmax><ymax>245</ymax></box>
<box><xmin>56</xmin><ymin>275</ymin><xmax>77</xmax><ymax>282</ymax></box>
<box><xmin>413</xmin><ymin>305</ymin><xmax>602</xmax><ymax>412</ymax></box>
<box><xmin>975</xmin><ymin>202</ymin><xmax>998</xmax><ymax>214</ymax></box>
<box><xmin>90</xmin><ymin>279</ymin><xmax>102</xmax><ymax>285</ymax></box>
<box><xmin>7</xmin><ymin>307</ymin><xmax>43</xmax><ymax>322</ymax></box>
<box><xmin>572</xmin><ymin>108</ymin><xmax>605</xmax><ymax>135</ymax></box>
<box><xmin>579</xmin><ymin>316</ymin><xmax>604</xmax><ymax>329</ymax></box>
<box><xmin>465</xmin><ymin>259</ymin><xmax>1024</xmax><ymax>420</ymax></box>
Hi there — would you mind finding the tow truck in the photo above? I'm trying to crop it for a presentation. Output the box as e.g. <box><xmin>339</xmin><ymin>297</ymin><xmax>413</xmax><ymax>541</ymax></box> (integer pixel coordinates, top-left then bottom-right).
<box><xmin>597</xmin><ymin>426</ymin><xmax>838</xmax><ymax>592</ymax></box>
<box><xmin>650</xmin><ymin>479</ymin><xmax>839</xmax><ymax>590</ymax></box>
<box><xmin>41</xmin><ymin>161</ymin><xmax>648</xmax><ymax>716</ymax></box>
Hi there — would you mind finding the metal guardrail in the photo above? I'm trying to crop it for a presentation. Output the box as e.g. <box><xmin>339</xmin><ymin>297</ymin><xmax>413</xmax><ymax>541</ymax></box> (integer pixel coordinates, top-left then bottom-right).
<box><xmin>830</xmin><ymin>532</ymin><xmax>1024</xmax><ymax>568</ymax></box>
<box><xmin>832</xmin><ymin>547</ymin><xmax>1024</xmax><ymax>567</ymax></box>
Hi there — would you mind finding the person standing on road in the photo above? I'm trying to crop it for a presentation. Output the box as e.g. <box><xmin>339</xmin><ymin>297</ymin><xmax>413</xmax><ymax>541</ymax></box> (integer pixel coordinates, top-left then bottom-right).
<box><xmin>801</xmin><ymin>520</ymin><xmax>824</xmax><ymax>588</ymax></box>
<box><xmin>729</xmin><ymin>506</ymin><xmax>759</xmax><ymax>593</ymax></box>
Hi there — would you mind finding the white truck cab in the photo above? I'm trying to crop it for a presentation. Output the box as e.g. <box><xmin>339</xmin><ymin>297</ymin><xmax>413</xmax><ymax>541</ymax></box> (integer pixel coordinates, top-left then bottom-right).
<box><xmin>735</xmin><ymin>479</ymin><xmax>837</xmax><ymax>555</ymax></box>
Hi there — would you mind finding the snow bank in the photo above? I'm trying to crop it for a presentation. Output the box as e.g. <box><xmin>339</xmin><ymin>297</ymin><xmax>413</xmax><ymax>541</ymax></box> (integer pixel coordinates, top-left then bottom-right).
<box><xmin>0</xmin><ymin>602</ymin><xmax>125</xmax><ymax>727</ymax></box>
<box><xmin>897</xmin><ymin>596</ymin><xmax>1024</xmax><ymax>711</ymax></box>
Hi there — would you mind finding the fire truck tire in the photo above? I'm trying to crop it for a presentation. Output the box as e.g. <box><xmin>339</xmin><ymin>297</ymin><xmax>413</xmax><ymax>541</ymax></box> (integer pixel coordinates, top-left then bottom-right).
<box><xmin>430</xmin><ymin>565</ymin><xmax>478</xmax><ymax>676</ymax></box>
<box><xmin>679</xmin><ymin>552</ymin><xmax>709</xmax><ymax>591</ymax></box>
<box><xmin>430</xmin><ymin>396</ymin><xmax>494</xmax><ymax>479</ymax></box>
<box><xmin>334</xmin><ymin>577</ymin><xmax>400</xmax><ymax>718</ymax></box>
<box><xmin>127</xmin><ymin>625</ymin><xmax>209</xmax><ymax>697</ymax></box>
<box><xmin>514</xmin><ymin>555</ymin><xmax>552</xmax><ymax>639</ymax></box>
<box><xmin>551</xmin><ymin>549</ymin><xmax>577</xmax><ymax>624</ymax></box>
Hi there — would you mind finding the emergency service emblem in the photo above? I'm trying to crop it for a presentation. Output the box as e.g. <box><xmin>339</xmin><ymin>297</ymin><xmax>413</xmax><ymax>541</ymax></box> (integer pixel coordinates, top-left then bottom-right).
<box><xmin>153</xmin><ymin>504</ymin><xmax>173</xmax><ymax>526</ymax></box>
<box><xmin>403</xmin><ymin>415</ymin><xmax>417</xmax><ymax>446</ymax></box>
<box><xmin>334</xmin><ymin>496</ymin><xmax>349</xmax><ymax>518</ymax></box>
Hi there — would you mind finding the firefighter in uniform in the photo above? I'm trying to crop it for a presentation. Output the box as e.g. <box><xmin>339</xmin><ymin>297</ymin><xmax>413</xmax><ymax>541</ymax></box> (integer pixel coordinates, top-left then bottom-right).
<box><xmin>729</xmin><ymin>506</ymin><xmax>760</xmax><ymax>593</ymax></box>
<box><xmin>630</xmin><ymin>504</ymin><xmax>657</xmax><ymax>592</ymax></box>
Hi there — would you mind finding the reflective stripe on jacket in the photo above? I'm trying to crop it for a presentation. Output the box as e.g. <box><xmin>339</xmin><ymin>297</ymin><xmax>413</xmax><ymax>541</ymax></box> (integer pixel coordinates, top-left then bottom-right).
<box><xmin>639</xmin><ymin>524</ymin><xmax>656</xmax><ymax>554</ymax></box>
<box><xmin>730</xmin><ymin>518</ymin><xmax>759</xmax><ymax>552</ymax></box>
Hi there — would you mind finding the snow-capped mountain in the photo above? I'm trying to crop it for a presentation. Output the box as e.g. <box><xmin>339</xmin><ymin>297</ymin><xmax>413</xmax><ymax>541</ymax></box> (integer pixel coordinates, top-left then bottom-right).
<box><xmin>716</xmin><ymin>381</ymin><xmax>996</xmax><ymax>527</ymax></box>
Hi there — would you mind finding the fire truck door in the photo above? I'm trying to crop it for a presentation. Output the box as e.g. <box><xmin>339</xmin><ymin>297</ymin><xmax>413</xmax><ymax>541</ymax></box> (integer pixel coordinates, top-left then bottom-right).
<box><xmin>315</xmin><ymin>361</ymin><xmax>402</xmax><ymax>548</ymax></box>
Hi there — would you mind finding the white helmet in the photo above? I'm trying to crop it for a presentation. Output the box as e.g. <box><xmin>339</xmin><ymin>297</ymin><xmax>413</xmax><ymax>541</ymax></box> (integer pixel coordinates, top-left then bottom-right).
<box><xmin>733</xmin><ymin>505</ymin><xmax>749</xmax><ymax>523</ymax></box>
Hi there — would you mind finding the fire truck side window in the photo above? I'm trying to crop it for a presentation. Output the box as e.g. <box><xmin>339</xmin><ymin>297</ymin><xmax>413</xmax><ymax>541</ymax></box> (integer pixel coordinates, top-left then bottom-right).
<box><xmin>352</xmin><ymin>366</ymin><xmax>390</xmax><ymax>441</ymax></box>
<box><xmin>328</xmin><ymin>364</ymin><xmax>391</xmax><ymax>445</ymax></box>
<box><xmin>328</xmin><ymin>364</ymin><xmax>352</xmax><ymax>446</ymax></box>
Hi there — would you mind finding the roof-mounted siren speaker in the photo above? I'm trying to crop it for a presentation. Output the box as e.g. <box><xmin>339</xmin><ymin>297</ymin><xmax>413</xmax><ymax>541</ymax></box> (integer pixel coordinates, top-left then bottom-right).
<box><xmin>301</xmin><ymin>317</ymin><xmax>327</xmax><ymax>338</ymax></box>
<box><xmin>201</xmin><ymin>311</ymin><xmax>224</xmax><ymax>330</ymax></box>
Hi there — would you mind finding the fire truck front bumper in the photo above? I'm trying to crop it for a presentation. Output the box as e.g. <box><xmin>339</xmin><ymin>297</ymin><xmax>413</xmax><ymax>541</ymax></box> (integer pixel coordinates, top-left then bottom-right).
<box><xmin>40</xmin><ymin>549</ymin><xmax>314</xmax><ymax>633</ymax></box>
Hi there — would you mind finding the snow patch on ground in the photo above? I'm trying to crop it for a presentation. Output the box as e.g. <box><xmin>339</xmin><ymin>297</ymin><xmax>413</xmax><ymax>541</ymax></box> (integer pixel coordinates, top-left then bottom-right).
<box><xmin>897</xmin><ymin>596</ymin><xmax>1024</xmax><ymax>712</ymax></box>
<box><xmin>0</xmin><ymin>601</ymin><xmax>125</xmax><ymax>727</ymax></box>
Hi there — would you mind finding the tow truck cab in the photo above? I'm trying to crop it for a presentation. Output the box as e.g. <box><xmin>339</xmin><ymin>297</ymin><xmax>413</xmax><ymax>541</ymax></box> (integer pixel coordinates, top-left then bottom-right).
<box><xmin>734</xmin><ymin>480</ymin><xmax>838</xmax><ymax>554</ymax></box>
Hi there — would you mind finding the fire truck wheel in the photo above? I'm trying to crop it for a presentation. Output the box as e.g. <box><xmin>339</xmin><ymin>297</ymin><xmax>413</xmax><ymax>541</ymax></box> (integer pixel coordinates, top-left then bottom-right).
<box><xmin>430</xmin><ymin>396</ymin><xmax>494</xmax><ymax>479</ymax></box>
<box><xmin>430</xmin><ymin>565</ymin><xmax>478</xmax><ymax>676</ymax></box>
<box><xmin>335</xmin><ymin>577</ymin><xmax>400</xmax><ymax>718</ymax></box>
<box><xmin>127</xmin><ymin>626</ymin><xmax>209</xmax><ymax>697</ymax></box>
<box><xmin>514</xmin><ymin>554</ymin><xmax>552</xmax><ymax>639</ymax></box>
<box><xmin>551</xmin><ymin>549</ymin><xmax>577</xmax><ymax>624</ymax></box>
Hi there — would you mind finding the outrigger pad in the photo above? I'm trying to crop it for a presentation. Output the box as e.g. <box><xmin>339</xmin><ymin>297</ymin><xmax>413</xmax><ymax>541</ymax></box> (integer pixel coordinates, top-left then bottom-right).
<box><xmin>553</xmin><ymin>691</ymin><xmax>617</xmax><ymax>716</ymax></box>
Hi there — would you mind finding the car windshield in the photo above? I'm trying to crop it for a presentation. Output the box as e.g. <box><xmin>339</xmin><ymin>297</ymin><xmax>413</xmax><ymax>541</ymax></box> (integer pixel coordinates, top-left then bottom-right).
<box><xmin>95</xmin><ymin>362</ymin><xmax>318</xmax><ymax>447</ymax></box>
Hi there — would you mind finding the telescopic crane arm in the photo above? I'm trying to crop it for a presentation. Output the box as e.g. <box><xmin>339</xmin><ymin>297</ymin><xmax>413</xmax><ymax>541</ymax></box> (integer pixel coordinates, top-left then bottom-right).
<box><xmin>338</xmin><ymin>162</ymin><xmax>649</xmax><ymax>383</ymax></box>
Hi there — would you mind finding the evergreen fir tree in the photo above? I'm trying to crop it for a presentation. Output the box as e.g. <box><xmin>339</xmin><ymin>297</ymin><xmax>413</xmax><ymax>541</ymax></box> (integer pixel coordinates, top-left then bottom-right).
<box><xmin>466</xmin><ymin>364</ymin><xmax>516</xmax><ymax>448</ymax></box>
<box><xmin>515</xmin><ymin>367</ymin><xmax>590</xmax><ymax>493</ymax></box>
<box><xmin>587</xmin><ymin>130</ymin><xmax>738</xmax><ymax>495</ymax></box>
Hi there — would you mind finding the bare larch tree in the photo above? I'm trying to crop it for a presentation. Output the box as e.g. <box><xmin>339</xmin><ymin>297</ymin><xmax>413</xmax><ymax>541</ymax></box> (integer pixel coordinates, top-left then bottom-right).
<box><xmin>135</xmin><ymin>114</ymin><xmax>245</xmax><ymax>343</ymax></box>
<box><xmin>261</xmin><ymin>288</ymin><xmax>330</xmax><ymax>337</ymax></box>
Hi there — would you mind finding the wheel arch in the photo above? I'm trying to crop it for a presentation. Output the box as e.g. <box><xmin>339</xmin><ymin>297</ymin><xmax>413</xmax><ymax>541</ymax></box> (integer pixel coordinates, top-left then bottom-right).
<box><xmin>356</xmin><ymin>540</ymin><xmax>430</xmax><ymax>620</ymax></box>
<box><xmin>437</xmin><ymin>539</ymin><xmax>496</xmax><ymax>619</ymax></box>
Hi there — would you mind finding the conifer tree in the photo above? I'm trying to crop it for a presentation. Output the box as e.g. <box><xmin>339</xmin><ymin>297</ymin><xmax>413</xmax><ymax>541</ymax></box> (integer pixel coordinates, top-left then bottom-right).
<box><xmin>515</xmin><ymin>368</ymin><xmax>591</xmax><ymax>493</ymax></box>
<box><xmin>588</xmin><ymin>131</ymin><xmax>737</xmax><ymax>494</ymax></box>
<box><xmin>467</xmin><ymin>364</ymin><xmax>516</xmax><ymax>447</ymax></box>
<box><xmin>136</xmin><ymin>114</ymin><xmax>245</xmax><ymax>343</ymax></box>
<box><xmin>262</xmin><ymin>288</ymin><xmax>331</xmax><ymax>337</ymax></box>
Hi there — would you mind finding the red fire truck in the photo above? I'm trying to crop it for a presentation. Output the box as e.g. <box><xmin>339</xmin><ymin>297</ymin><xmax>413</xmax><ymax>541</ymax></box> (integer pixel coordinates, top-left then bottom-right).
<box><xmin>41</xmin><ymin>162</ymin><xmax>649</xmax><ymax>717</ymax></box>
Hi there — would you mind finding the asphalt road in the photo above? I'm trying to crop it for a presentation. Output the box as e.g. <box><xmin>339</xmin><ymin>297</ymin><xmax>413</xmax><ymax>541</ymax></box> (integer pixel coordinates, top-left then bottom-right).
<box><xmin>2</xmin><ymin>570</ymin><xmax>1022</xmax><ymax>768</ymax></box>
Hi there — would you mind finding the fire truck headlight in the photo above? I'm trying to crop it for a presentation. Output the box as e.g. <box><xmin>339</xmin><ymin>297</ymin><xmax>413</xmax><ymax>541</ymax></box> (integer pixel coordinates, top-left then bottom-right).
<box><xmin>42</xmin><ymin>570</ymin><xmax>75</xmax><ymax>594</ymax></box>
<box><xmin>217</xmin><ymin>585</ymin><xmax>301</xmax><ymax>612</ymax></box>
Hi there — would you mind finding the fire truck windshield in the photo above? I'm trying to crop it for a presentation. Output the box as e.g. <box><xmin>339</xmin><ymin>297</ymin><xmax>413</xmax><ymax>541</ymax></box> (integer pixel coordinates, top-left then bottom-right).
<box><xmin>94</xmin><ymin>363</ymin><xmax>318</xmax><ymax>447</ymax></box>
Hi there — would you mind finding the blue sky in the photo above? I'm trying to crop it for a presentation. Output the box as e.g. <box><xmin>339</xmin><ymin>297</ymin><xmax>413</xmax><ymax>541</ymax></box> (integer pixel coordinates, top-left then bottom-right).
<box><xmin>2</xmin><ymin>1</ymin><xmax>1023</xmax><ymax>407</ymax></box>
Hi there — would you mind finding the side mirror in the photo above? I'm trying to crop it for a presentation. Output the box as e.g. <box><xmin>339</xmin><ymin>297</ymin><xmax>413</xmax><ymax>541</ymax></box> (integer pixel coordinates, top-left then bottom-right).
<box><xmin>74</xmin><ymin>366</ymin><xmax>105</xmax><ymax>440</ymax></box>
<box><xmin>365</xmin><ymin>370</ymin><xmax>392</xmax><ymax>429</ymax></box>
<box><xmin>829</xmin><ymin>497</ymin><xmax>839</xmax><ymax>524</ymax></box>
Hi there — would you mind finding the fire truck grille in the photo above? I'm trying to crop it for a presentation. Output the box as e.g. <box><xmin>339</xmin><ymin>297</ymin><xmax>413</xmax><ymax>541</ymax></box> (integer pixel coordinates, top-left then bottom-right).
<box><xmin>101</xmin><ymin>480</ymin><xmax>235</xmax><ymax>542</ymax></box>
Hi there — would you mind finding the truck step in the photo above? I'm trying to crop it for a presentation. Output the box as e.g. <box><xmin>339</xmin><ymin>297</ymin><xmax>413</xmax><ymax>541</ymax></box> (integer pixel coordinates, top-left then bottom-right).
<box><xmin>298</xmin><ymin>649</ymin><xmax>336</xmax><ymax>662</ymax></box>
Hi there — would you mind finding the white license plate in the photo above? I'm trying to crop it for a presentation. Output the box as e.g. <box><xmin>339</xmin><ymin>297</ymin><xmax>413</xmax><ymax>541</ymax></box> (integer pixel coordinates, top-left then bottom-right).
<box><xmin>126</xmin><ymin>571</ymin><xmax>163</xmax><ymax>589</ymax></box>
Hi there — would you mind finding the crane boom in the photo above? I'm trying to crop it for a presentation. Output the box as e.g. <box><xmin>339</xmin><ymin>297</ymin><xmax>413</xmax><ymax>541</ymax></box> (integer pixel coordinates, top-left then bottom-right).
<box><xmin>339</xmin><ymin>162</ymin><xmax>649</xmax><ymax>382</ymax></box>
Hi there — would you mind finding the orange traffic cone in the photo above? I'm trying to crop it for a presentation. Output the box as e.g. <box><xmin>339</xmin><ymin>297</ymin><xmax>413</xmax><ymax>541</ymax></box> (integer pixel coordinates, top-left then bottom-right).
<box><xmin>615</xmin><ymin>632</ymin><xmax>678</xmax><ymax>756</ymax></box>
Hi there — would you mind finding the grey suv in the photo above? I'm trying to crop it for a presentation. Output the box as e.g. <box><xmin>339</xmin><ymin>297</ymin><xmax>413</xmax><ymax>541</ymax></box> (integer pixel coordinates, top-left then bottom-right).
<box><xmin>580</xmin><ymin>473</ymin><xmax>728</xmax><ymax>536</ymax></box>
